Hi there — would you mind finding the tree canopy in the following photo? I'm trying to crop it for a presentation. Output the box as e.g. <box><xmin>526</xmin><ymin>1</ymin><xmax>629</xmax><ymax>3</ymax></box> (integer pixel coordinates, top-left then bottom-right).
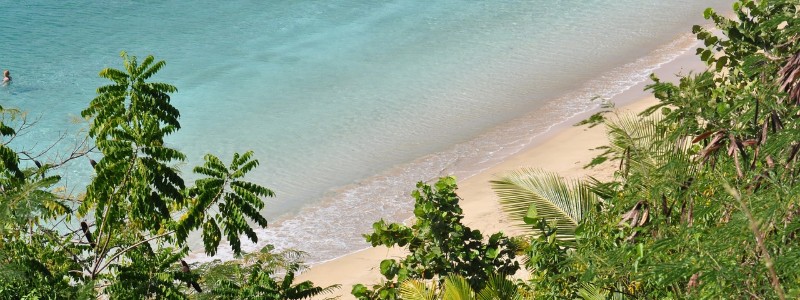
<box><xmin>0</xmin><ymin>52</ymin><xmax>335</xmax><ymax>299</ymax></box>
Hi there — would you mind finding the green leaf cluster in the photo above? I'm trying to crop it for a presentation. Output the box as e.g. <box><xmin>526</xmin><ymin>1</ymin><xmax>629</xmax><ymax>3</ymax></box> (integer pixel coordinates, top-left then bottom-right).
<box><xmin>180</xmin><ymin>151</ymin><xmax>273</xmax><ymax>256</ymax></box>
<box><xmin>355</xmin><ymin>177</ymin><xmax>520</xmax><ymax>299</ymax></box>
<box><xmin>195</xmin><ymin>246</ymin><xmax>340</xmax><ymax>300</ymax></box>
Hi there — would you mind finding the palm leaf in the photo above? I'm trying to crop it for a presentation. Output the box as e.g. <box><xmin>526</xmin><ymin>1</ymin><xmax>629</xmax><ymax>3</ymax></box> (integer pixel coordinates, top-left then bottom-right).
<box><xmin>476</xmin><ymin>275</ymin><xmax>527</xmax><ymax>300</ymax></box>
<box><xmin>603</xmin><ymin>113</ymin><xmax>666</xmax><ymax>177</ymax></box>
<box><xmin>605</xmin><ymin>113</ymin><xmax>697</xmax><ymax>189</ymax></box>
<box><xmin>399</xmin><ymin>279</ymin><xmax>437</xmax><ymax>300</ymax></box>
<box><xmin>492</xmin><ymin>168</ymin><xmax>598</xmax><ymax>241</ymax></box>
<box><xmin>442</xmin><ymin>276</ymin><xmax>475</xmax><ymax>300</ymax></box>
<box><xmin>577</xmin><ymin>282</ymin><xmax>628</xmax><ymax>300</ymax></box>
<box><xmin>577</xmin><ymin>282</ymin><xmax>608</xmax><ymax>300</ymax></box>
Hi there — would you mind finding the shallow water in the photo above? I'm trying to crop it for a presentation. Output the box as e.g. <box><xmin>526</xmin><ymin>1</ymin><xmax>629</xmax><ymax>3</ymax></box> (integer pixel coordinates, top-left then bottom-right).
<box><xmin>1</xmin><ymin>1</ymin><xmax>731</xmax><ymax>263</ymax></box>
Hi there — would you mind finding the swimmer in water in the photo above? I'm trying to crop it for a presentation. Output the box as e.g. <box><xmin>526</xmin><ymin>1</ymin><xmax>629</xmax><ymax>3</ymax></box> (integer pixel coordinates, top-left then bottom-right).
<box><xmin>2</xmin><ymin>70</ymin><xmax>10</xmax><ymax>85</ymax></box>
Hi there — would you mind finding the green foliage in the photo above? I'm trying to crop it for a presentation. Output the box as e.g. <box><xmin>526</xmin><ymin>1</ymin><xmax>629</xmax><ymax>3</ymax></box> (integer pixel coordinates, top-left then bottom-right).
<box><xmin>0</xmin><ymin>170</ymin><xmax>67</xmax><ymax>236</ymax></box>
<box><xmin>521</xmin><ymin>224</ymin><xmax>583</xmax><ymax>299</ymax></box>
<box><xmin>355</xmin><ymin>177</ymin><xmax>520</xmax><ymax>299</ymax></box>
<box><xmin>106</xmin><ymin>245</ymin><xmax>191</xmax><ymax>300</ymax></box>
<box><xmin>574</xmin><ymin>97</ymin><xmax>615</xmax><ymax>129</ymax></box>
<box><xmin>179</xmin><ymin>151</ymin><xmax>273</xmax><ymax>256</ymax></box>
<box><xmin>0</xmin><ymin>106</ymin><xmax>83</xmax><ymax>299</ymax></box>
<box><xmin>80</xmin><ymin>51</ymin><xmax>183</xmax><ymax>234</ymax></box>
<box><xmin>196</xmin><ymin>246</ymin><xmax>340</xmax><ymax>300</ymax></box>
<box><xmin>66</xmin><ymin>53</ymin><xmax>277</xmax><ymax>298</ymax></box>
<box><xmin>625</xmin><ymin>3</ymin><xmax>800</xmax><ymax>297</ymax></box>
<box><xmin>0</xmin><ymin>107</ymin><xmax>70</xmax><ymax>238</ymax></box>
<box><xmin>0</xmin><ymin>232</ymin><xmax>87</xmax><ymax>299</ymax></box>
<box><xmin>8</xmin><ymin>1</ymin><xmax>800</xmax><ymax>299</ymax></box>
<box><xmin>506</xmin><ymin>1</ymin><xmax>800</xmax><ymax>298</ymax></box>
<box><xmin>573</xmin><ymin>112</ymin><xmax>605</xmax><ymax>129</ymax></box>
<box><xmin>492</xmin><ymin>168</ymin><xmax>600</xmax><ymax>242</ymax></box>
<box><xmin>0</xmin><ymin>105</ymin><xmax>23</xmax><ymax>180</ymax></box>
<box><xmin>0</xmin><ymin>52</ymin><xmax>331</xmax><ymax>299</ymax></box>
<box><xmin>398</xmin><ymin>275</ymin><xmax>533</xmax><ymax>300</ymax></box>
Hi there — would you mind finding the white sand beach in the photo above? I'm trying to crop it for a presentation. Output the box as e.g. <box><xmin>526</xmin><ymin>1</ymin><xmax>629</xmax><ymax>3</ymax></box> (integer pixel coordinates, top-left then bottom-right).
<box><xmin>296</xmin><ymin>30</ymin><xmax>709</xmax><ymax>299</ymax></box>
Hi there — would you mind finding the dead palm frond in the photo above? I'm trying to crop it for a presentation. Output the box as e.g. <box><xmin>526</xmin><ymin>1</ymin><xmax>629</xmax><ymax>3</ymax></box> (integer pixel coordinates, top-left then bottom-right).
<box><xmin>492</xmin><ymin>168</ymin><xmax>599</xmax><ymax>242</ymax></box>
<box><xmin>779</xmin><ymin>51</ymin><xmax>800</xmax><ymax>105</ymax></box>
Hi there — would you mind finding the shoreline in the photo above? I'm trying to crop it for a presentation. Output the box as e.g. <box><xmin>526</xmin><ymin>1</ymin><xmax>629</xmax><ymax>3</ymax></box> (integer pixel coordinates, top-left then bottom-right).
<box><xmin>295</xmin><ymin>35</ymin><xmax>709</xmax><ymax>299</ymax></box>
<box><xmin>184</xmin><ymin>12</ymin><xmax>717</xmax><ymax>271</ymax></box>
<box><xmin>296</xmin><ymin>95</ymin><xmax>659</xmax><ymax>299</ymax></box>
<box><xmin>208</xmin><ymin>30</ymin><xmax>709</xmax><ymax>266</ymax></box>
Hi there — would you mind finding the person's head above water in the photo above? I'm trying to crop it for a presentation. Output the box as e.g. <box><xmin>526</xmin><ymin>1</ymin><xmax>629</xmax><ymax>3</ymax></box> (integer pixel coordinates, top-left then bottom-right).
<box><xmin>3</xmin><ymin>70</ymin><xmax>10</xmax><ymax>79</ymax></box>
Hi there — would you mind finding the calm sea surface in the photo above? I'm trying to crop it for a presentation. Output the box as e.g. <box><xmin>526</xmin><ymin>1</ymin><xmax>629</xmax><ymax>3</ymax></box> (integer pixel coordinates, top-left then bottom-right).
<box><xmin>1</xmin><ymin>1</ymin><xmax>731</xmax><ymax>263</ymax></box>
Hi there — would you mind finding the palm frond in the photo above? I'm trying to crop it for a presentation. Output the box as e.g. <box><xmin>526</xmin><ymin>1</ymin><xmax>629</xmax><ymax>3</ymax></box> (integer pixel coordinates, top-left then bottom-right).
<box><xmin>577</xmin><ymin>282</ymin><xmax>608</xmax><ymax>300</ymax></box>
<box><xmin>442</xmin><ymin>276</ymin><xmax>474</xmax><ymax>300</ymax></box>
<box><xmin>492</xmin><ymin>168</ymin><xmax>599</xmax><ymax>241</ymax></box>
<box><xmin>604</xmin><ymin>113</ymin><xmax>666</xmax><ymax>175</ymax></box>
<box><xmin>400</xmin><ymin>279</ymin><xmax>437</xmax><ymax>300</ymax></box>
<box><xmin>779</xmin><ymin>51</ymin><xmax>800</xmax><ymax>104</ymax></box>
<box><xmin>476</xmin><ymin>275</ymin><xmax>527</xmax><ymax>300</ymax></box>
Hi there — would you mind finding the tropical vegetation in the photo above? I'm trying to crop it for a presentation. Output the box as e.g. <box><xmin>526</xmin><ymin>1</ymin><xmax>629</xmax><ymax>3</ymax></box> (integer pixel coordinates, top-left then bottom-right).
<box><xmin>354</xmin><ymin>0</ymin><xmax>800</xmax><ymax>299</ymax></box>
<box><xmin>353</xmin><ymin>177</ymin><xmax>521</xmax><ymax>300</ymax></box>
<box><xmin>0</xmin><ymin>52</ymin><xmax>336</xmax><ymax>299</ymax></box>
<box><xmin>2</xmin><ymin>0</ymin><xmax>799</xmax><ymax>299</ymax></box>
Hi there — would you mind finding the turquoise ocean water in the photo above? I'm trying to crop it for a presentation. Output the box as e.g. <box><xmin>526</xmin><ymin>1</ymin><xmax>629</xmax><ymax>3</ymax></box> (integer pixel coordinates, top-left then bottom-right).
<box><xmin>1</xmin><ymin>1</ymin><xmax>730</xmax><ymax>263</ymax></box>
